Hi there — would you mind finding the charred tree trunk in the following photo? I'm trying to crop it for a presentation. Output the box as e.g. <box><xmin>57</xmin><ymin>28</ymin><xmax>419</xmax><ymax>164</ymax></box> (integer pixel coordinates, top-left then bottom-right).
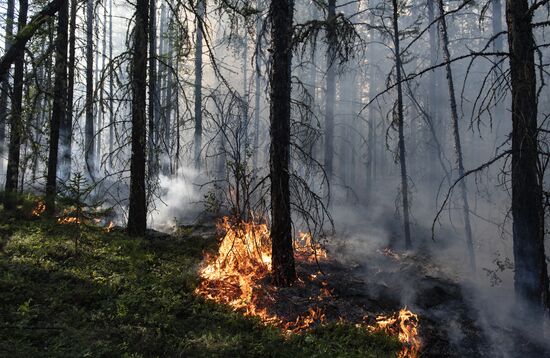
<box><xmin>163</xmin><ymin>23</ymin><xmax>173</xmax><ymax>175</ymax></box>
<box><xmin>427</xmin><ymin>0</ymin><xmax>438</xmax><ymax>176</ymax></box>
<box><xmin>85</xmin><ymin>0</ymin><xmax>95</xmax><ymax>177</ymax></box>
<box><xmin>59</xmin><ymin>0</ymin><xmax>77</xmax><ymax>182</ymax></box>
<box><xmin>506</xmin><ymin>0</ymin><xmax>549</xmax><ymax>321</ymax></box>
<box><xmin>437</xmin><ymin>0</ymin><xmax>476</xmax><ymax>271</ymax></box>
<box><xmin>391</xmin><ymin>0</ymin><xmax>412</xmax><ymax>249</ymax></box>
<box><xmin>3</xmin><ymin>0</ymin><xmax>28</xmax><ymax>210</ymax></box>
<box><xmin>324</xmin><ymin>0</ymin><xmax>336</xmax><ymax>181</ymax></box>
<box><xmin>0</xmin><ymin>0</ymin><xmax>14</xmax><ymax>156</ymax></box>
<box><xmin>127</xmin><ymin>0</ymin><xmax>149</xmax><ymax>237</ymax></box>
<box><xmin>194</xmin><ymin>0</ymin><xmax>204</xmax><ymax>170</ymax></box>
<box><xmin>45</xmin><ymin>0</ymin><xmax>69</xmax><ymax>215</ymax></box>
<box><xmin>269</xmin><ymin>0</ymin><xmax>296</xmax><ymax>287</ymax></box>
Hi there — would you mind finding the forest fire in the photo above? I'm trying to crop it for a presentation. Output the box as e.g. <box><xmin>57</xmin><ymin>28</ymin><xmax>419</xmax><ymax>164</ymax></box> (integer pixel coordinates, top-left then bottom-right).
<box><xmin>31</xmin><ymin>200</ymin><xmax>46</xmax><ymax>217</ymax></box>
<box><xmin>368</xmin><ymin>308</ymin><xmax>421</xmax><ymax>358</ymax></box>
<box><xmin>196</xmin><ymin>217</ymin><xmax>421</xmax><ymax>356</ymax></box>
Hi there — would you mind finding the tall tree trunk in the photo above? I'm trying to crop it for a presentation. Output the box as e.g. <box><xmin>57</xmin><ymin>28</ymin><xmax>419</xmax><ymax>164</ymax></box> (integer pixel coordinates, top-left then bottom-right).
<box><xmin>253</xmin><ymin>0</ymin><xmax>262</xmax><ymax>171</ymax></box>
<box><xmin>194</xmin><ymin>0</ymin><xmax>204</xmax><ymax>170</ymax></box>
<box><xmin>324</xmin><ymin>0</ymin><xmax>336</xmax><ymax>180</ymax></box>
<box><xmin>506</xmin><ymin>0</ymin><xmax>549</xmax><ymax>321</ymax></box>
<box><xmin>427</xmin><ymin>0</ymin><xmax>439</xmax><ymax>178</ymax></box>
<box><xmin>85</xmin><ymin>0</ymin><xmax>95</xmax><ymax>177</ymax></box>
<box><xmin>127</xmin><ymin>0</ymin><xmax>149</xmax><ymax>237</ymax></box>
<box><xmin>163</xmin><ymin>22</ymin><xmax>173</xmax><ymax>175</ymax></box>
<box><xmin>437</xmin><ymin>0</ymin><xmax>476</xmax><ymax>271</ymax></box>
<box><xmin>0</xmin><ymin>0</ymin><xmax>15</xmax><ymax>158</ymax></box>
<box><xmin>148</xmin><ymin>0</ymin><xmax>158</xmax><ymax>178</ymax></box>
<box><xmin>96</xmin><ymin>4</ymin><xmax>108</xmax><ymax>167</ymax></box>
<box><xmin>391</xmin><ymin>0</ymin><xmax>412</xmax><ymax>249</ymax></box>
<box><xmin>3</xmin><ymin>0</ymin><xmax>28</xmax><ymax>210</ymax></box>
<box><xmin>59</xmin><ymin>0</ymin><xmax>77</xmax><ymax>182</ymax></box>
<box><xmin>270</xmin><ymin>0</ymin><xmax>296</xmax><ymax>287</ymax></box>
<box><xmin>45</xmin><ymin>0</ymin><xmax>69</xmax><ymax>215</ymax></box>
<box><xmin>108</xmin><ymin>0</ymin><xmax>114</xmax><ymax>167</ymax></box>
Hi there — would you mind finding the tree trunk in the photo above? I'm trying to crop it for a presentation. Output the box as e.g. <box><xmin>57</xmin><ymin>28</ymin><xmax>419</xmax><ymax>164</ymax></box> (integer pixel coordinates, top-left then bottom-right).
<box><xmin>0</xmin><ymin>0</ymin><xmax>15</xmax><ymax>158</ymax></box>
<box><xmin>163</xmin><ymin>22</ymin><xmax>173</xmax><ymax>175</ymax></box>
<box><xmin>391</xmin><ymin>0</ymin><xmax>412</xmax><ymax>249</ymax></box>
<box><xmin>324</xmin><ymin>0</ymin><xmax>336</xmax><ymax>180</ymax></box>
<box><xmin>45</xmin><ymin>0</ymin><xmax>69</xmax><ymax>215</ymax></box>
<box><xmin>252</xmin><ymin>0</ymin><xmax>262</xmax><ymax>171</ymax></box>
<box><xmin>59</xmin><ymin>0</ymin><xmax>77</xmax><ymax>183</ymax></box>
<box><xmin>127</xmin><ymin>0</ymin><xmax>149</xmax><ymax>237</ymax></box>
<box><xmin>108</xmin><ymin>0</ymin><xmax>114</xmax><ymax>167</ymax></box>
<box><xmin>85</xmin><ymin>0</ymin><xmax>95</xmax><ymax>177</ymax></box>
<box><xmin>3</xmin><ymin>0</ymin><xmax>28</xmax><ymax>210</ymax></box>
<box><xmin>269</xmin><ymin>0</ymin><xmax>296</xmax><ymax>287</ymax></box>
<box><xmin>194</xmin><ymin>0</ymin><xmax>204</xmax><ymax>170</ymax></box>
<box><xmin>506</xmin><ymin>0</ymin><xmax>549</xmax><ymax>322</ymax></box>
<box><xmin>437</xmin><ymin>0</ymin><xmax>476</xmax><ymax>271</ymax></box>
<box><xmin>148</xmin><ymin>0</ymin><xmax>158</xmax><ymax>178</ymax></box>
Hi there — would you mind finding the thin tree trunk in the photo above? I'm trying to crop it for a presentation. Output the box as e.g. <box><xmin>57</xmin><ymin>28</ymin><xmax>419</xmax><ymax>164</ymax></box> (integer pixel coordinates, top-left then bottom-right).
<box><xmin>108</xmin><ymin>0</ymin><xmax>114</xmax><ymax>167</ymax></box>
<box><xmin>59</xmin><ymin>0</ymin><xmax>77</xmax><ymax>183</ymax></box>
<box><xmin>437</xmin><ymin>0</ymin><xmax>476</xmax><ymax>271</ymax></box>
<box><xmin>0</xmin><ymin>0</ymin><xmax>15</xmax><ymax>158</ymax></box>
<box><xmin>45</xmin><ymin>0</ymin><xmax>69</xmax><ymax>215</ymax></box>
<box><xmin>269</xmin><ymin>0</ymin><xmax>296</xmax><ymax>287</ymax></box>
<box><xmin>3</xmin><ymin>0</ymin><xmax>28</xmax><ymax>210</ymax></box>
<box><xmin>163</xmin><ymin>22</ymin><xmax>173</xmax><ymax>175</ymax></box>
<box><xmin>85</xmin><ymin>0</ymin><xmax>95</xmax><ymax>177</ymax></box>
<box><xmin>194</xmin><ymin>0</ymin><xmax>204</xmax><ymax>170</ymax></box>
<box><xmin>252</xmin><ymin>0</ymin><xmax>262</xmax><ymax>171</ymax></box>
<box><xmin>127</xmin><ymin>0</ymin><xmax>149</xmax><ymax>237</ymax></box>
<box><xmin>506</xmin><ymin>0</ymin><xmax>549</xmax><ymax>322</ymax></box>
<box><xmin>148</xmin><ymin>0</ymin><xmax>158</xmax><ymax>178</ymax></box>
<box><xmin>324</xmin><ymin>0</ymin><xmax>336</xmax><ymax>180</ymax></box>
<box><xmin>97</xmin><ymin>4</ymin><xmax>108</xmax><ymax>168</ymax></box>
<box><xmin>391</xmin><ymin>0</ymin><xmax>412</xmax><ymax>249</ymax></box>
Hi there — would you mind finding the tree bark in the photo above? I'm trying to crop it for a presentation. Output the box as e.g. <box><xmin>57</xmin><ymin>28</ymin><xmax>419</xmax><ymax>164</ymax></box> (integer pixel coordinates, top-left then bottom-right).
<box><xmin>324</xmin><ymin>0</ymin><xmax>336</xmax><ymax>180</ymax></box>
<box><xmin>506</xmin><ymin>0</ymin><xmax>549</xmax><ymax>321</ymax></box>
<box><xmin>45</xmin><ymin>0</ymin><xmax>69</xmax><ymax>215</ymax></box>
<box><xmin>0</xmin><ymin>0</ymin><xmax>15</xmax><ymax>156</ymax></box>
<box><xmin>3</xmin><ymin>0</ymin><xmax>28</xmax><ymax>210</ymax></box>
<box><xmin>269</xmin><ymin>0</ymin><xmax>296</xmax><ymax>287</ymax></box>
<box><xmin>194</xmin><ymin>0</ymin><xmax>204</xmax><ymax>170</ymax></box>
<box><xmin>148</xmin><ymin>0</ymin><xmax>158</xmax><ymax>178</ymax></box>
<box><xmin>391</xmin><ymin>0</ymin><xmax>412</xmax><ymax>249</ymax></box>
<box><xmin>437</xmin><ymin>0</ymin><xmax>476</xmax><ymax>271</ymax></box>
<box><xmin>127</xmin><ymin>0</ymin><xmax>149</xmax><ymax>237</ymax></box>
<box><xmin>59</xmin><ymin>0</ymin><xmax>77</xmax><ymax>183</ymax></box>
<box><xmin>85</xmin><ymin>0</ymin><xmax>95</xmax><ymax>177</ymax></box>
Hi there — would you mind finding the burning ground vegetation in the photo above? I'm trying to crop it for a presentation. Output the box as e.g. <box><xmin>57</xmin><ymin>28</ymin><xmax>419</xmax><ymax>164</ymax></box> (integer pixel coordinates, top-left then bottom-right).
<box><xmin>195</xmin><ymin>217</ymin><xmax>421</xmax><ymax>357</ymax></box>
<box><xmin>31</xmin><ymin>199</ymin><xmax>115</xmax><ymax>232</ymax></box>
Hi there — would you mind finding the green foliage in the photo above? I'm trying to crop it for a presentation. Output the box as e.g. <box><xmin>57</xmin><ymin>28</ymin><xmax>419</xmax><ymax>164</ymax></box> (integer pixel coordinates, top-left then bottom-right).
<box><xmin>0</xmin><ymin>212</ymin><xmax>399</xmax><ymax>357</ymax></box>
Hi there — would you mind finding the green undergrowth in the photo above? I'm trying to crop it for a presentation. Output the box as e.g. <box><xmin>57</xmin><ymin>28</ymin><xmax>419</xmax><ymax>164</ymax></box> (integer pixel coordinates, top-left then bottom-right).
<box><xmin>0</xmin><ymin>197</ymin><xmax>399</xmax><ymax>357</ymax></box>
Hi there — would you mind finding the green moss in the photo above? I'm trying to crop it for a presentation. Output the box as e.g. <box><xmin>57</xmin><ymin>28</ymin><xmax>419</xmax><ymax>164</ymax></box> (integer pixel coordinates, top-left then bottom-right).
<box><xmin>0</xmin><ymin>210</ymin><xmax>399</xmax><ymax>357</ymax></box>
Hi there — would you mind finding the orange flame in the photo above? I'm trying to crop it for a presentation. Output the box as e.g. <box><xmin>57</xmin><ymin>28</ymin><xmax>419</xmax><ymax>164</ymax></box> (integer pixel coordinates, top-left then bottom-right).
<box><xmin>196</xmin><ymin>217</ymin><xmax>328</xmax><ymax>332</ymax></box>
<box><xmin>105</xmin><ymin>221</ymin><xmax>115</xmax><ymax>232</ymax></box>
<box><xmin>369</xmin><ymin>308</ymin><xmax>421</xmax><ymax>358</ymax></box>
<box><xmin>31</xmin><ymin>200</ymin><xmax>46</xmax><ymax>217</ymax></box>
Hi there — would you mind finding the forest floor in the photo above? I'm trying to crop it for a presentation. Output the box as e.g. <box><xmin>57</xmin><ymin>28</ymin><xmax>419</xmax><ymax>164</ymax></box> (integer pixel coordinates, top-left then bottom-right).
<box><xmin>0</xmin><ymin>197</ymin><xmax>400</xmax><ymax>357</ymax></box>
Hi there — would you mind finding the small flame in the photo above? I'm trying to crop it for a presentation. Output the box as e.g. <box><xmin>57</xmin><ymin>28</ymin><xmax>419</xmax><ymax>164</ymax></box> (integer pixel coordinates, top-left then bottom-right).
<box><xmin>31</xmin><ymin>200</ymin><xmax>46</xmax><ymax>217</ymax></box>
<box><xmin>105</xmin><ymin>221</ymin><xmax>115</xmax><ymax>232</ymax></box>
<box><xmin>368</xmin><ymin>308</ymin><xmax>421</xmax><ymax>358</ymax></box>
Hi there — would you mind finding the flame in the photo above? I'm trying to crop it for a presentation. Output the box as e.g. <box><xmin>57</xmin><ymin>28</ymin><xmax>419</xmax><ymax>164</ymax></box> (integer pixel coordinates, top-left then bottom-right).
<box><xmin>196</xmin><ymin>216</ymin><xmax>421</xmax><ymax>355</ymax></box>
<box><xmin>57</xmin><ymin>216</ymin><xmax>81</xmax><ymax>225</ymax></box>
<box><xmin>31</xmin><ymin>200</ymin><xmax>46</xmax><ymax>217</ymax></box>
<box><xmin>196</xmin><ymin>217</ymin><xmax>328</xmax><ymax>332</ymax></box>
<box><xmin>368</xmin><ymin>308</ymin><xmax>421</xmax><ymax>358</ymax></box>
<box><xmin>105</xmin><ymin>221</ymin><xmax>115</xmax><ymax>232</ymax></box>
